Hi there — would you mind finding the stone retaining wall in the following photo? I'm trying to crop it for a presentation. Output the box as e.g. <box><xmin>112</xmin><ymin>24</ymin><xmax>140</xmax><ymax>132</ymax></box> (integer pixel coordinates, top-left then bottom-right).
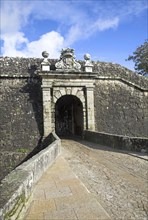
<box><xmin>94</xmin><ymin>79</ymin><xmax>148</xmax><ymax>137</ymax></box>
<box><xmin>0</xmin><ymin>132</ymin><xmax>61</xmax><ymax>220</ymax></box>
<box><xmin>83</xmin><ymin>130</ymin><xmax>148</xmax><ymax>152</ymax></box>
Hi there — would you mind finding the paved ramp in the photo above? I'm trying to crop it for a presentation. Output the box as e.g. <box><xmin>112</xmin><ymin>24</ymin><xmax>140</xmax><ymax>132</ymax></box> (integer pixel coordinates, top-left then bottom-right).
<box><xmin>62</xmin><ymin>139</ymin><xmax>148</xmax><ymax>220</ymax></box>
<box><xmin>24</xmin><ymin>138</ymin><xmax>148</xmax><ymax>220</ymax></box>
<box><xmin>24</xmin><ymin>154</ymin><xmax>110</xmax><ymax>220</ymax></box>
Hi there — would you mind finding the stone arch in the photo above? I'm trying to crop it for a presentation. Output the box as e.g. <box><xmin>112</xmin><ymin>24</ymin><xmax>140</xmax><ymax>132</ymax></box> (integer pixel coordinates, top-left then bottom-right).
<box><xmin>52</xmin><ymin>87</ymin><xmax>85</xmax><ymax>105</ymax></box>
<box><xmin>54</xmin><ymin>94</ymin><xmax>84</xmax><ymax>136</ymax></box>
<box><xmin>51</xmin><ymin>87</ymin><xmax>86</xmax><ymax>133</ymax></box>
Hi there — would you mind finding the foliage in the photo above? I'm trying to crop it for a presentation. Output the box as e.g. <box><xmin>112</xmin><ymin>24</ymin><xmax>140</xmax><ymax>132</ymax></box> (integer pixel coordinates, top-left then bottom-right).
<box><xmin>127</xmin><ymin>40</ymin><xmax>148</xmax><ymax>76</ymax></box>
<box><xmin>16</xmin><ymin>148</ymin><xmax>29</xmax><ymax>153</ymax></box>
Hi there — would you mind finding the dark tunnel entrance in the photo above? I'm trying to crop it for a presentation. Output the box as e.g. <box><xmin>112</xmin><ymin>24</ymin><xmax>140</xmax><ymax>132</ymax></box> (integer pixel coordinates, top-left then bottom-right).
<box><xmin>55</xmin><ymin>95</ymin><xmax>83</xmax><ymax>137</ymax></box>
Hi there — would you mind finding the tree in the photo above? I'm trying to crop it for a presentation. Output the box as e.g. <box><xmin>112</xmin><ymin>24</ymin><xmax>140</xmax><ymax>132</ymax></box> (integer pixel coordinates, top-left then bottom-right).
<box><xmin>127</xmin><ymin>40</ymin><xmax>148</xmax><ymax>76</ymax></box>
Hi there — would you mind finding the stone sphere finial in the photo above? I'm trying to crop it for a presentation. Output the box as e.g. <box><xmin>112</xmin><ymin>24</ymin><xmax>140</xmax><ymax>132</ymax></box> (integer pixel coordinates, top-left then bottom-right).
<box><xmin>41</xmin><ymin>51</ymin><xmax>50</xmax><ymax>71</ymax></box>
<box><xmin>84</xmin><ymin>53</ymin><xmax>93</xmax><ymax>72</ymax></box>
<box><xmin>42</xmin><ymin>51</ymin><xmax>49</xmax><ymax>58</ymax></box>
<box><xmin>84</xmin><ymin>53</ymin><xmax>91</xmax><ymax>61</ymax></box>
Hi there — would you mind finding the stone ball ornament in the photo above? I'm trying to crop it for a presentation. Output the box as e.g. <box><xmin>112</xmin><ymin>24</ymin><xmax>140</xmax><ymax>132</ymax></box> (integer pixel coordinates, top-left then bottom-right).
<box><xmin>84</xmin><ymin>53</ymin><xmax>91</xmax><ymax>60</ymax></box>
<box><xmin>42</xmin><ymin>51</ymin><xmax>49</xmax><ymax>58</ymax></box>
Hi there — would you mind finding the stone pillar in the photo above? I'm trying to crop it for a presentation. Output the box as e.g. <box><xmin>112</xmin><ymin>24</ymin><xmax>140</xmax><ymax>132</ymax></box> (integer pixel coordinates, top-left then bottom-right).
<box><xmin>42</xmin><ymin>86</ymin><xmax>52</xmax><ymax>137</ymax></box>
<box><xmin>83</xmin><ymin>106</ymin><xmax>87</xmax><ymax>130</ymax></box>
<box><xmin>86</xmin><ymin>87</ymin><xmax>95</xmax><ymax>131</ymax></box>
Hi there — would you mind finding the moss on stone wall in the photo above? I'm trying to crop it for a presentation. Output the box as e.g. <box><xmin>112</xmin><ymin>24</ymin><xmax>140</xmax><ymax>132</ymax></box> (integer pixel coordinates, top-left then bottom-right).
<box><xmin>0</xmin><ymin>78</ymin><xmax>43</xmax><ymax>151</ymax></box>
<box><xmin>0</xmin><ymin>151</ymin><xmax>28</xmax><ymax>181</ymax></box>
<box><xmin>0</xmin><ymin>56</ymin><xmax>147</xmax><ymax>87</ymax></box>
<box><xmin>94</xmin><ymin>80</ymin><xmax>148</xmax><ymax>137</ymax></box>
<box><xmin>4</xmin><ymin>192</ymin><xmax>26</xmax><ymax>220</ymax></box>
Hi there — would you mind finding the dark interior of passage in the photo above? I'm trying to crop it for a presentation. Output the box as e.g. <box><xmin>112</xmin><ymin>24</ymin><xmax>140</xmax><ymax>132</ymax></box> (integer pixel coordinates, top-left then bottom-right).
<box><xmin>55</xmin><ymin>95</ymin><xmax>83</xmax><ymax>136</ymax></box>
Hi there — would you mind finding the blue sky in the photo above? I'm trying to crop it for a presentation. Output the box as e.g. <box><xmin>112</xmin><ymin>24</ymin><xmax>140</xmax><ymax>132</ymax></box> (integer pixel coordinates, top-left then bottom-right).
<box><xmin>0</xmin><ymin>0</ymin><xmax>148</xmax><ymax>71</ymax></box>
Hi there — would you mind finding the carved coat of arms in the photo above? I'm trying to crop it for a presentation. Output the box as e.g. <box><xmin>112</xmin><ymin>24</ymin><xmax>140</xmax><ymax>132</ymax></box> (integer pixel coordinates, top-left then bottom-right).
<box><xmin>55</xmin><ymin>48</ymin><xmax>81</xmax><ymax>71</ymax></box>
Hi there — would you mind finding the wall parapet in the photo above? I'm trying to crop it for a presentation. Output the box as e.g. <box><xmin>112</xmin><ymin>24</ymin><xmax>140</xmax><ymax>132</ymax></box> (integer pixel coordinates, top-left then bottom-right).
<box><xmin>0</xmin><ymin>132</ymin><xmax>61</xmax><ymax>220</ymax></box>
<box><xmin>1</xmin><ymin>72</ymin><xmax>148</xmax><ymax>91</ymax></box>
<box><xmin>0</xmin><ymin>57</ymin><xmax>148</xmax><ymax>89</ymax></box>
<box><xmin>83</xmin><ymin>130</ymin><xmax>148</xmax><ymax>152</ymax></box>
<box><xmin>96</xmin><ymin>76</ymin><xmax>148</xmax><ymax>91</ymax></box>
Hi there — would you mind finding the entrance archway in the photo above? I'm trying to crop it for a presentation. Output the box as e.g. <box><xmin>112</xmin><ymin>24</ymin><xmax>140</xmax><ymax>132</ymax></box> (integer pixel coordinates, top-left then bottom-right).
<box><xmin>55</xmin><ymin>95</ymin><xmax>83</xmax><ymax>136</ymax></box>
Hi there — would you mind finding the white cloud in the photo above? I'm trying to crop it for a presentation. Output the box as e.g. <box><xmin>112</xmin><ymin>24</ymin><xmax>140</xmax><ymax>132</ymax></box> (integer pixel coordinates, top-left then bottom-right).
<box><xmin>93</xmin><ymin>17</ymin><xmax>119</xmax><ymax>31</ymax></box>
<box><xmin>0</xmin><ymin>0</ymin><xmax>147</xmax><ymax>57</ymax></box>
<box><xmin>65</xmin><ymin>25</ymin><xmax>83</xmax><ymax>46</ymax></box>
<box><xmin>25</xmin><ymin>31</ymin><xmax>64</xmax><ymax>58</ymax></box>
<box><xmin>64</xmin><ymin>17</ymin><xmax>119</xmax><ymax>46</ymax></box>
<box><xmin>1</xmin><ymin>32</ymin><xmax>28</xmax><ymax>57</ymax></box>
<box><xmin>1</xmin><ymin>31</ymin><xmax>64</xmax><ymax>58</ymax></box>
<box><xmin>1</xmin><ymin>1</ymin><xmax>32</xmax><ymax>34</ymax></box>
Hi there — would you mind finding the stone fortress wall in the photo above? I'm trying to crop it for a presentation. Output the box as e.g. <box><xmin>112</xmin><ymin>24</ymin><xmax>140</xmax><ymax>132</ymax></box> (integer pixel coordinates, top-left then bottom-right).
<box><xmin>0</xmin><ymin>55</ymin><xmax>148</xmax><ymax>180</ymax></box>
<box><xmin>1</xmin><ymin>57</ymin><xmax>147</xmax><ymax>150</ymax></box>
<box><xmin>94</xmin><ymin>79</ymin><xmax>147</xmax><ymax>137</ymax></box>
<box><xmin>0</xmin><ymin>52</ymin><xmax>147</xmax><ymax>220</ymax></box>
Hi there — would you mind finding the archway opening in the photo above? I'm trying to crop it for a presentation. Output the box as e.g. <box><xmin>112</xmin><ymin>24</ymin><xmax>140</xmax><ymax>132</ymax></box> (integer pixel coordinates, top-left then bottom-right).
<box><xmin>55</xmin><ymin>95</ymin><xmax>83</xmax><ymax>137</ymax></box>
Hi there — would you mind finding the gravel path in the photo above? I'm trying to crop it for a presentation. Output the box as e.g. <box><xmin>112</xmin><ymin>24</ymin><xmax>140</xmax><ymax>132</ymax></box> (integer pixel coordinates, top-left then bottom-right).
<box><xmin>61</xmin><ymin>138</ymin><xmax>148</xmax><ymax>220</ymax></box>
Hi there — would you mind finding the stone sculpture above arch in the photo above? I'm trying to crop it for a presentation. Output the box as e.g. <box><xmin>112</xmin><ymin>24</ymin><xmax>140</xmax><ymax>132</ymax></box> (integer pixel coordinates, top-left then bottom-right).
<box><xmin>55</xmin><ymin>48</ymin><xmax>81</xmax><ymax>71</ymax></box>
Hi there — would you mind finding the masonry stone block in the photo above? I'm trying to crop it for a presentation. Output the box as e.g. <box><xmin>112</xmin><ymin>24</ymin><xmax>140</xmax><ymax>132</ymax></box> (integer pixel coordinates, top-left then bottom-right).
<box><xmin>0</xmin><ymin>55</ymin><xmax>148</xmax><ymax>180</ymax></box>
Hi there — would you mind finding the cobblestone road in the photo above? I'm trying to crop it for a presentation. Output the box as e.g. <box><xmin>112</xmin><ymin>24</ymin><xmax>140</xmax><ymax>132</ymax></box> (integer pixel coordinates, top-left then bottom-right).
<box><xmin>61</xmin><ymin>138</ymin><xmax>148</xmax><ymax>220</ymax></box>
